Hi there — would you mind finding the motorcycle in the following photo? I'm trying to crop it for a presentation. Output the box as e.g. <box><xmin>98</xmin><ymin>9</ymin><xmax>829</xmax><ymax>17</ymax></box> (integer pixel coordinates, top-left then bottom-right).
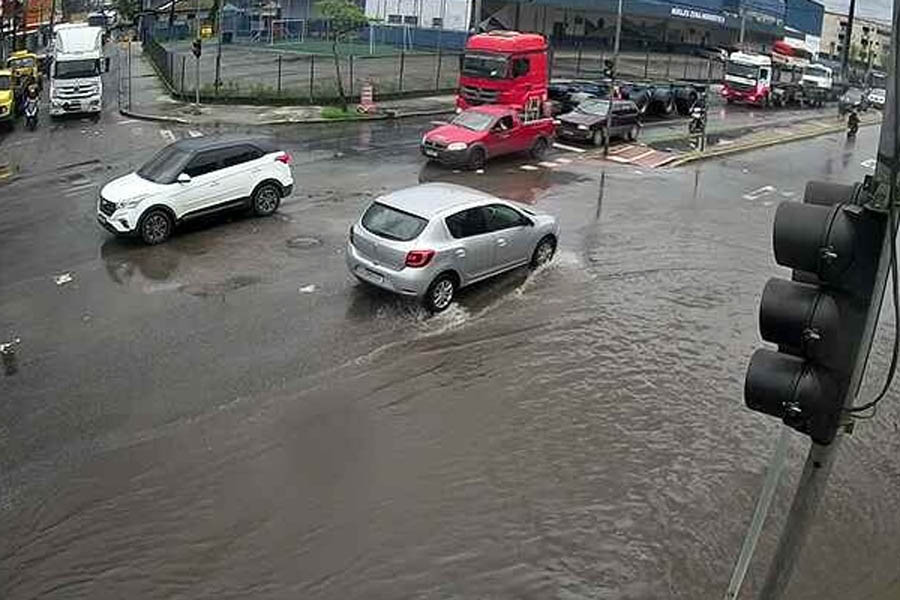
<box><xmin>847</xmin><ymin>110</ymin><xmax>859</xmax><ymax>138</ymax></box>
<box><xmin>24</xmin><ymin>98</ymin><xmax>38</xmax><ymax>131</ymax></box>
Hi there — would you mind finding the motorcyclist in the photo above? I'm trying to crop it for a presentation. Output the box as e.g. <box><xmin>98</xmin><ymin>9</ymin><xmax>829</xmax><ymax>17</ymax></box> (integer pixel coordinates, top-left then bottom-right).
<box><xmin>24</xmin><ymin>76</ymin><xmax>39</xmax><ymax>102</ymax></box>
<box><xmin>847</xmin><ymin>108</ymin><xmax>860</xmax><ymax>136</ymax></box>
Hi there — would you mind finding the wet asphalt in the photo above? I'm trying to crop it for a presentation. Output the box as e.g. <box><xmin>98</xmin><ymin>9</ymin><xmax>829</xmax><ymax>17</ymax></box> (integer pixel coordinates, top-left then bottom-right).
<box><xmin>1</xmin><ymin>68</ymin><xmax>899</xmax><ymax>600</ymax></box>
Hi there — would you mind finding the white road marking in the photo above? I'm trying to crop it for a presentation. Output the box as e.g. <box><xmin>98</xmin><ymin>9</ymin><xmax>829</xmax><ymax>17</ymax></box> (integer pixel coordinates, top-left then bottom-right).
<box><xmin>553</xmin><ymin>142</ymin><xmax>585</xmax><ymax>153</ymax></box>
<box><xmin>538</xmin><ymin>161</ymin><xmax>558</xmax><ymax>168</ymax></box>
<box><xmin>608</xmin><ymin>155</ymin><xmax>630</xmax><ymax>163</ymax></box>
<box><xmin>188</xmin><ymin>130</ymin><xmax>203</xmax><ymax>138</ymax></box>
<box><xmin>743</xmin><ymin>185</ymin><xmax>776</xmax><ymax>201</ymax></box>
<box><xmin>299</xmin><ymin>284</ymin><xmax>317</xmax><ymax>293</ymax></box>
<box><xmin>631</xmin><ymin>149</ymin><xmax>656</xmax><ymax>162</ymax></box>
<box><xmin>555</xmin><ymin>157</ymin><xmax>572</xmax><ymax>164</ymax></box>
<box><xmin>117</xmin><ymin>119</ymin><xmax>140</xmax><ymax>125</ymax></box>
<box><xmin>520</xmin><ymin>165</ymin><xmax>539</xmax><ymax>171</ymax></box>
<box><xmin>861</xmin><ymin>158</ymin><xmax>877</xmax><ymax>169</ymax></box>
<box><xmin>159</xmin><ymin>129</ymin><xmax>176</xmax><ymax>143</ymax></box>
<box><xmin>54</xmin><ymin>273</ymin><xmax>74</xmax><ymax>286</ymax></box>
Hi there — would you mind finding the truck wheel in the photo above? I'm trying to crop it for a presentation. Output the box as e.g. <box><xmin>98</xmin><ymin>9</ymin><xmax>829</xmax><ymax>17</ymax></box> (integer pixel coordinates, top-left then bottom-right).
<box><xmin>663</xmin><ymin>96</ymin><xmax>676</xmax><ymax>115</ymax></box>
<box><xmin>468</xmin><ymin>147</ymin><xmax>486</xmax><ymax>170</ymax></box>
<box><xmin>530</xmin><ymin>137</ymin><xmax>548</xmax><ymax>159</ymax></box>
<box><xmin>592</xmin><ymin>129</ymin><xmax>605</xmax><ymax>147</ymax></box>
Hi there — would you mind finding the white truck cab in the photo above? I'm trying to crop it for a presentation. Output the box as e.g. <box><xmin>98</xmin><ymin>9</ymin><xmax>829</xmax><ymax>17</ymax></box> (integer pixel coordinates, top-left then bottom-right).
<box><xmin>50</xmin><ymin>24</ymin><xmax>107</xmax><ymax>118</ymax></box>
<box><xmin>801</xmin><ymin>63</ymin><xmax>833</xmax><ymax>91</ymax></box>
<box><xmin>722</xmin><ymin>52</ymin><xmax>772</xmax><ymax>104</ymax></box>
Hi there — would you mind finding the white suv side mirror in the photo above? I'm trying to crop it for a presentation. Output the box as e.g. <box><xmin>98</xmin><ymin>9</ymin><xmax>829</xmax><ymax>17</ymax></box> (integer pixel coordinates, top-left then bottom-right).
<box><xmin>177</xmin><ymin>173</ymin><xmax>192</xmax><ymax>184</ymax></box>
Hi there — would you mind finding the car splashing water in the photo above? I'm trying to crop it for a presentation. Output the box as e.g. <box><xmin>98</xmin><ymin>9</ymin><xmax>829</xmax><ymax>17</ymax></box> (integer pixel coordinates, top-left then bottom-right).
<box><xmin>3</xmin><ymin>137</ymin><xmax>900</xmax><ymax>600</ymax></box>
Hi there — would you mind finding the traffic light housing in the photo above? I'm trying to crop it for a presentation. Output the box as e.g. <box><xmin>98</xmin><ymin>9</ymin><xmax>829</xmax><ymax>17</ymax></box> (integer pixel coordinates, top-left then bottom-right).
<box><xmin>192</xmin><ymin>38</ymin><xmax>202</xmax><ymax>58</ymax></box>
<box><xmin>744</xmin><ymin>181</ymin><xmax>887</xmax><ymax>445</ymax></box>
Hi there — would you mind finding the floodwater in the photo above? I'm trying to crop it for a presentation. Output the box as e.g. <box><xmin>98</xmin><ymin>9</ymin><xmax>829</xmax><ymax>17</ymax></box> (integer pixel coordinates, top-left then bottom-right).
<box><xmin>3</xmin><ymin>127</ymin><xmax>900</xmax><ymax>600</ymax></box>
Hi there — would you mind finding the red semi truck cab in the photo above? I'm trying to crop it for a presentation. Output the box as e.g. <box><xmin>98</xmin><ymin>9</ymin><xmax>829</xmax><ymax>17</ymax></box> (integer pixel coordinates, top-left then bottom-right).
<box><xmin>457</xmin><ymin>31</ymin><xmax>549</xmax><ymax>111</ymax></box>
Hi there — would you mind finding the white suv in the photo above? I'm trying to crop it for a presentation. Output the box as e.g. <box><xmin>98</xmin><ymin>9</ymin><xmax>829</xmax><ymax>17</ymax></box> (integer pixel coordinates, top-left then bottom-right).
<box><xmin>98</xmin><ymin>136</ymin><xmax>294</xmax><ymax>244</ymax></box>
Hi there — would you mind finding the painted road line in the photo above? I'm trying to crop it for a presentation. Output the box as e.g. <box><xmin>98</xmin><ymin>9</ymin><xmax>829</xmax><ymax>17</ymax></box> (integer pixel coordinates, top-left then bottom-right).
<box><xmin>159</xmin><ymin>129</ymin><xmax>176</xmax><ymax>143</ymax></box>
<box><xmin>520</xmin><ymin>165</ymin><xmax>539</xmax><ymax>171</ymax></box>
<box><xmin>117</xmin><ymin>119</ymin><xmax>140</xmax><ymax>125</ymax></box>
<box><xmin>538</xmin><ymin>161</ymin><xmax>558</xmax><ymax>168</ymax></box>
<box><xmin>553</xmin><ymin>142</ymin><xmax>585</xmax><ymax>153</ymax></box>
<box><xmin>188</xmin><ymin>130</ymin><xmax>203</xmax><ymax>138</ymax></box>
<box><xmin>555</xmin><ymin>157</ymin><xmax>572</xmax><ymax>164</ymax></box>
<box><xmin>631</xmin><ymin>149</ymin><xmax>656</xmax><ymax>162</ymax></box>
<box><xmin>607</xmin><ymin>155</ymin><xmax>630</xmax><ymax>163</ymax></box>
<box><xmin>742</xmin><ymin>185</ymin><xmax>776</xmax><ymax>201</ymax></box>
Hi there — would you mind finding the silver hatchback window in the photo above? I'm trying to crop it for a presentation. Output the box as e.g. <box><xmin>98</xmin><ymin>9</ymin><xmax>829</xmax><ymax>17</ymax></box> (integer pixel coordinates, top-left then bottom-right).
<box><xmin>362</xmin><ymin>202</ymin><xmax>428</xmax><ymax>241</ymax></box>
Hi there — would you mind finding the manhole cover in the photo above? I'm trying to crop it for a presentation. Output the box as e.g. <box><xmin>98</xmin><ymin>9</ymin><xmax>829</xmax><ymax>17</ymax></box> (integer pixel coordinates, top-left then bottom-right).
<box><xmin>286</xmin><ymin>236</ymin><xmax>322</xmax><ymax>249</ymax></box>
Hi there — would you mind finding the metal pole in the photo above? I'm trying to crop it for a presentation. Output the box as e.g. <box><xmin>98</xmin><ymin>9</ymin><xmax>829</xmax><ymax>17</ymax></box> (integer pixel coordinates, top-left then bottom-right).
<box><xmin>348</xmin><ymin>55</ymin><xmax>353</xmax><ymax>97</ymax></box>
<box><xmin>604</xmin><ymin>0</ymin><xmax>622</xmax><ymax>157</ymax></box>
<box><xmin>739</xmin><ymin>11</ymin><xmax>746</xmax><ymax>47</ymax></box>
<box><xmin>277</xmin><ymin>54</ymin><xmax>282</xmax><ymax>94</ymax></box>
<box><xmin>644</xmin><ymin>45</ymin><xmax>649</xmax><ymax>79</ymax></box>
<box><xmin>755</xmin><ymin>2</ymin><xmax>900</xmax><ymax>597</ymax></box>
<box><xmin>181</xmin><ymin>53</ymin><xmax>186</xmax><ymax>96</ymax></box>
<box><xmin>309</xmin><ymin>54</ymin><xmax>314</xmax><ymax>101</ymax></box>
<box><xmin>841</xmin><ymin>0</ymin><xmax>858</xmax><ymax>82</ymax></box>
<box><xmin>435</xmin><ymin>48</ymin><xmax>442</xmax><ymax>89</ymax></box>
<box><xmin>128</xmin><ymin>40</ymin><xmax>133</xmax><ymax>109</ymax></box>
<box><xmin>723</xmin><ymin>427</ymin><xmax>791</xmax><ymax>600</ymax></box>
<box><xmin>195</xmin><ymin>53</ymin><xmax>200</xmax><ymax>108</ymax></box>
<box><xmin>399</xmin><ymin>49</ymin><xmax>405</xmax><ymax>92</ymax></box>
<box><xmin>576</xmin><ymin>42</ymin><xmax>582</xmax><ymax>76</ymax></box>
<box><xmin>215</xmin><ymin>0</ymin><xmax>223</xmax><ymax>92</ymax></box>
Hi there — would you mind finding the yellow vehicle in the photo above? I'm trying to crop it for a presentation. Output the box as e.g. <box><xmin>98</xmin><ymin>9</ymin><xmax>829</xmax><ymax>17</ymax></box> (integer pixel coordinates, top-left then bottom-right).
<box><xmin>7</xmin><ymin>50</ymin><xmax>42</xmax><ymax>90</ymax></box>
<box><xmin>0</xmin><ymin>69</ymin><xmax>14</xmax><ymax>129</ymax></box>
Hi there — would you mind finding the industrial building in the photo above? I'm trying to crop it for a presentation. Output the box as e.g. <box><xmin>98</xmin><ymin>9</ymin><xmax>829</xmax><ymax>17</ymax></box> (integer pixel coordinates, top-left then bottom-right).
<box><xmin>819</xmin><ymin>11</ymin><xmax>892</xmax><ymax>69</ymax></box>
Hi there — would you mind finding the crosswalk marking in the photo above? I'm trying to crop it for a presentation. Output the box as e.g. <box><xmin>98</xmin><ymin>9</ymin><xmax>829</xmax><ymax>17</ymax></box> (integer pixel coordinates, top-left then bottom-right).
<box><xmin>553</xmin><ymin>142</ymin><xmax>585</xmax><ymax>153</ymax></box>
<box><xmin>630</xmin><ymin>149</ymin><xmax>656</xmax><ymax>162</ymax></box>
<box><xmin>608</xmin><ymin>155</ymin><xmax>630</xmax><ymax>163</ymax></box>
<box><xmin>117</xmin><ymin>119</ymin><xmax>139</xmax><ymax>125</ymax></box>
<box><xmin>537</xmin><ymin>161</ymin><xmax>558</xmax><ymax>168</ymax></box>
<box><xmin>555</xmin><ymin>157</ymin><xmax>572</xmax><ymax>164</ymax></box>
<box><xmin>159</xmin><ymin>129</ymin><xmax>176</xmax><ymax>143</ymax></box>
<box><xmin>520</xmin><ymin>165</ymin><xmax>539</xmax><ymax>171</ymax></box>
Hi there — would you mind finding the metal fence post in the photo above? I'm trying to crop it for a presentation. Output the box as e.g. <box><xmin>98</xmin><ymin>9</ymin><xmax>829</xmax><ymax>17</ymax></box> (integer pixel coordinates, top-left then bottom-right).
<box><xmin>309</xmin><ymin>55</ymin><xmax>315</xmax><ymax>101</ymax></box>
<box><xmin>706</xmin><ymin>57</ymin><xmax>711</xmax><ymax>82</ymax></box>
<box><xmin>683</xmin><ymin>57</ymin><xmax>689</xmax><ymax>79</ymax></box>
<box><xmin>181</xmin><ymin>54</ymin><xmax>186</xmax><ymax>97</ymax></box>
<box><xmin>576</xmin><ymin>42</ymin><xmax>582</xmax><ymax>76</ymax></box>
<box><xmin>435</xmin><ymin>49</ymin><xmax>442</xmax><ymax>90</ymax></box>
<box><xmin>349</xmin><ymin>55</ymin><xmax>354</xmax><ymax>98</ymax></box>
<box><xmin>399</xmin><ymin>50</ymin><xmax>405</xmax><ymax>92</ymax></box>
<box><xmin>666</xmin><ymin>53</ymin><xmax>672</xmax><ymax>78</ymax></box>
<box><xmin>644</xmin><ymin>46</ymin><xmax>649</xmax><ymax>78</ymax></box>
<box><xmin>277</xmin><ymin>54</ymin><xmax>282</xmax><ymax>94</ymax></box>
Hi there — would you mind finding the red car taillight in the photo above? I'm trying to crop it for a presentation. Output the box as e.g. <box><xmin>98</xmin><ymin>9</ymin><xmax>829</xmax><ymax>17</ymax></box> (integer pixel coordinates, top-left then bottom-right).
<box><xmin>405</xmin><ymin>250</ymin><xmax>435</xmax><ymax>268</ymax></box>
<box><xmin>275</xmin><ymin>152</ymin><xmax>292</xmax><ymax>164</ymax></box>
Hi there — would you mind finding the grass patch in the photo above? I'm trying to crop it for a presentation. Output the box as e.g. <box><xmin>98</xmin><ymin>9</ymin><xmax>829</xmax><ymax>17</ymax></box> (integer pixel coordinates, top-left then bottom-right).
<box><xmin>320</xmin><ymin>105</ymin><xmax>362</xmax><ymax>119</ymax></box>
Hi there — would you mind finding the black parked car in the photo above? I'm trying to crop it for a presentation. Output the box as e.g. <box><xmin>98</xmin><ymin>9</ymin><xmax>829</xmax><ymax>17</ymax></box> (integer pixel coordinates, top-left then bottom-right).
<box><xmin>548</xmin><ymin>79</ymin><xmax>613</xmax><ymax>115</ymax></box>
<box><xmin>838</xmin><ymin>87</ymin><xmax>869</xmax><ymax>115</ymax></box>
<box><xmin>557</xmin><ymin>99</ymin><xmax>641</xmax><ymax>146</ymax></box>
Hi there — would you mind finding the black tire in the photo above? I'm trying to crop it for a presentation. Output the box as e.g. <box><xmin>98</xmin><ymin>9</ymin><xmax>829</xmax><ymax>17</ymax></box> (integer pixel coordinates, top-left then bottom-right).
<box><xmin>592</xmin><ymin>128</ymin><xmax>605</xmax><ymax>147</ymax></box>
<box><xmin>251</xmin><ymin>182</ymin><xmax>281</xmax><ymax>216</ymax></box>
<box><xmin>468</xmin><ymin>147</ymin><xmax>486</xmax><ymax>170</ymax></box>
<box><xmin>139</xmin><ymin>209</ymin><xmax>173</xmax><ymax>245</ymax></box>
<box><xmin>530</xmin><ymin>137</ymin><xmax>548</xmax><ymax>159</ymax></box>
<box><xmin>424</xmin><ymin>273</ymin><xmax>456</xmax><ymax>313</ymax></box>
<box><xmin>531</xmin><ymin>235</ymin><xmax>556</xmax><ymax>268</ymax></box>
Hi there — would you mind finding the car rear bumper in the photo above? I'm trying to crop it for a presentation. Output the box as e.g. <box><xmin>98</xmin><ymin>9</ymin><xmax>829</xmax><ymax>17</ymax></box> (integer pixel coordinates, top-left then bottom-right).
<box><xmin>346</xmin><ymin>241</ymin><xmax>429</xmax><ymax>297</ymax></box>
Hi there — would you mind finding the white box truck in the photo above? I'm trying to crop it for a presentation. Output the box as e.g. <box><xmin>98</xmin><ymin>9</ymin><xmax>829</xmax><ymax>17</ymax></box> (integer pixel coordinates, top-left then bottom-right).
<box><xmin>50</xmin><ymin>24</ymin><xmax>108</xmax><ymax>118</ymax></box>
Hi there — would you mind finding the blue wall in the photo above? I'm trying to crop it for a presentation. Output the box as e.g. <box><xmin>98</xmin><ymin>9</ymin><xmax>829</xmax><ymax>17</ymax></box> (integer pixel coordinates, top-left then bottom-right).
<box><xmin>784</xmin><ymin>0</ymin><xmax>824</xmax><ymax>35</ymax></box>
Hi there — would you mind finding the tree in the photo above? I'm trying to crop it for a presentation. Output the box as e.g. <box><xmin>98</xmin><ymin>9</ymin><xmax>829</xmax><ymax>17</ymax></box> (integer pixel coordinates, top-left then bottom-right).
<box><xmin>317</xmin><ymin>0</ymin><xmax>370</xmax><ymax>110</ymax></box>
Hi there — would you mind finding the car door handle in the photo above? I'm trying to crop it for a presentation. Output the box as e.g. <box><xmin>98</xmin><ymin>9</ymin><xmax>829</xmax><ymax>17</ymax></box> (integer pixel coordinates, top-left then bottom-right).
<box><xmin>455</xmin><ymin>249</ymin><xmax>466</xmax><ymax>257</ymax></box>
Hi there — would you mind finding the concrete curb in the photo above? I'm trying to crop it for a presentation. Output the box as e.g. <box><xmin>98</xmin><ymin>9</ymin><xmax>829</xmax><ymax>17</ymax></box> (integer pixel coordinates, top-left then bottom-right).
<box><xmin>668</xmin><ymin>119</ymin><xmax>881</xmax><ymax>167</ymax></box>
<box><xmin>119</xmin><ymin>106</ymin><xmax>192</xmax><ymax>125</ymax></box>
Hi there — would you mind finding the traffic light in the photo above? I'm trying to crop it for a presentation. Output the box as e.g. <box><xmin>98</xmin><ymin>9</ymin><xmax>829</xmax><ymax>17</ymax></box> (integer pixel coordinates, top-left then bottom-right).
<box><xmin>744</xmin><ymin>181</ymin><xmax>888</xmax><ymax>445</ymax></box>
<box><xmin>192</xmin><ymin>38</ymin><xmax>202</xmax><ymax>58</ymax></box>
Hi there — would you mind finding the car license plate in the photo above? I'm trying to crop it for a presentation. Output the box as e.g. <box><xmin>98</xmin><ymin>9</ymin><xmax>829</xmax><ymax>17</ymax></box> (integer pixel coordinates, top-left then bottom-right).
<box><xmin>357</xmin><ymin>266</ymin><xmax>384</xmax><ymax>284</ymax></box>
<box><xmin>424</xmin><ymin>149</ymin><xmax>438</xmax><ymax>157</ymax></box>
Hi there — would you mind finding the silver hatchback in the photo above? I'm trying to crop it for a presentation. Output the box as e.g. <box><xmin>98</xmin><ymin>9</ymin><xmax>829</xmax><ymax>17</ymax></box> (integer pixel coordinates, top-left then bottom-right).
<box><xmin>346</xmin><ymin>183</ymin><xmax>559</xmax><ymax>312</ymax></box>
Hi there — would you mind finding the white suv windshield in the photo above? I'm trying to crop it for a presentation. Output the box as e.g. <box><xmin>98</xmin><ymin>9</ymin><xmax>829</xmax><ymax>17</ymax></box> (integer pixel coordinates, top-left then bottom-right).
<box><xmin>137</xmin><ymin>146</ymin><xmax>191</xmax><ymax>184</ymax></box>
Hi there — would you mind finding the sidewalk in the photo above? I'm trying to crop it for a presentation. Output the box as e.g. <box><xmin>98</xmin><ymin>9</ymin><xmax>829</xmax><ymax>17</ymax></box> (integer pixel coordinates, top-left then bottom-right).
<box><xmin>118</xmin><ymin>42</ymin><xmax>456</xmax><ymax>126</ymax></box>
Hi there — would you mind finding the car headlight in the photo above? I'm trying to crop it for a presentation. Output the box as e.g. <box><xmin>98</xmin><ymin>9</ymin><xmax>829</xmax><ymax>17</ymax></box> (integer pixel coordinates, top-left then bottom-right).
<box><xmin>117</xmin><ymin>195</ymin><xmax>149</xmax><ymax>210</ymax></box>
<box><xmin>577</xmin><ymin>124</ymin><xmax>589</xmax><ymax>130</ymax></box>
<box><xmin>447</xmin><ymin>142</ymin><xmax>468</xmax><ymax>151</ymax></box>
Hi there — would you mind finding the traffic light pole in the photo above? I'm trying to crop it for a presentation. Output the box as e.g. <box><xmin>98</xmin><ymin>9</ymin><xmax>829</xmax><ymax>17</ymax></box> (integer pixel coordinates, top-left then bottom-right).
<box><xmin>753</xmin><ymin>2</ymin><xmax>900</xmax><ymax>598</ymax></box>
<box><xmin>603</xmin><ymin>0</ymin><xmax>622</xmax><ymax>158</ymax></box>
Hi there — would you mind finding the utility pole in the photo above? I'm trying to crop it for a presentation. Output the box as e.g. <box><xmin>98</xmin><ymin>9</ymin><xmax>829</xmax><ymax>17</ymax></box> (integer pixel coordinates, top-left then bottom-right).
<box><xmin>603</xmin><ymin>0</ymin><xmax>622</xmax><ymax>157</ymax></box>
<box><xmin>738</xmin><ymin>1</ymin><xmax>900</xmax><ymax>599</ymax></box>
<box><xmin>841</xmin><ymin>0</ymin><xmax>858</xmax><ymax>82</ymax></box>
<box><xmin>739</xmin><ymin>10</ymin><xmax>746</xmax><ymax>47</ymax></box>
<box><xmin>214</xmin><ymin>0</ymin><xmax>223</xmax><ymax>92</ymax></box>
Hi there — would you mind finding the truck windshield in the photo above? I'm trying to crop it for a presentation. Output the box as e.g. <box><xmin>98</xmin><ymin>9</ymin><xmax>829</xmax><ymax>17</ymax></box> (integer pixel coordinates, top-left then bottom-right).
<box><xmin>55</xmin><ymin>59</ymin><xmax>100</xmax><ymax>79</ymax></box>
<box><xmin>462</xmin><ymin>54</ymin><xmax>509</xmax><ymax>79</ymax></box>
<box><xmin>0</xmin><ymin>75</ymin><xmax>10</xmax><ymax>90</ymax></box>
<box><xmin>577</xmin><ymin>100</ymin><xmax>610</xmax><ymax>116</ymax></box>
<box><xmin>451</xmin><ymin>110</ymin><xmax>494</xmax><ymax>131</ymax></box>
<box><xmin>8</xmin><ymin>57</ymin><xmax>35</xmax><ymax>69</ymax></box>
<box><xmin>726</xmin><ymin>62</ymin><xmax>758</xmax><ymax>79</ymax></box>
<box><xmin>137</xmin><ymin>146</ymin><xmax>191</xmax><ymax>184</ymax></box>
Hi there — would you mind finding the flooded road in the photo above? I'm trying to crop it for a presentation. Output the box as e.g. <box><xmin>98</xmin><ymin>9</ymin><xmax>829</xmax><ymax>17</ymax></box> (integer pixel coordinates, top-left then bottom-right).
<box><xmin>2</xmin><ymin>120</ymin><xmax>899</xmax><ymax>599</ymax></box>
